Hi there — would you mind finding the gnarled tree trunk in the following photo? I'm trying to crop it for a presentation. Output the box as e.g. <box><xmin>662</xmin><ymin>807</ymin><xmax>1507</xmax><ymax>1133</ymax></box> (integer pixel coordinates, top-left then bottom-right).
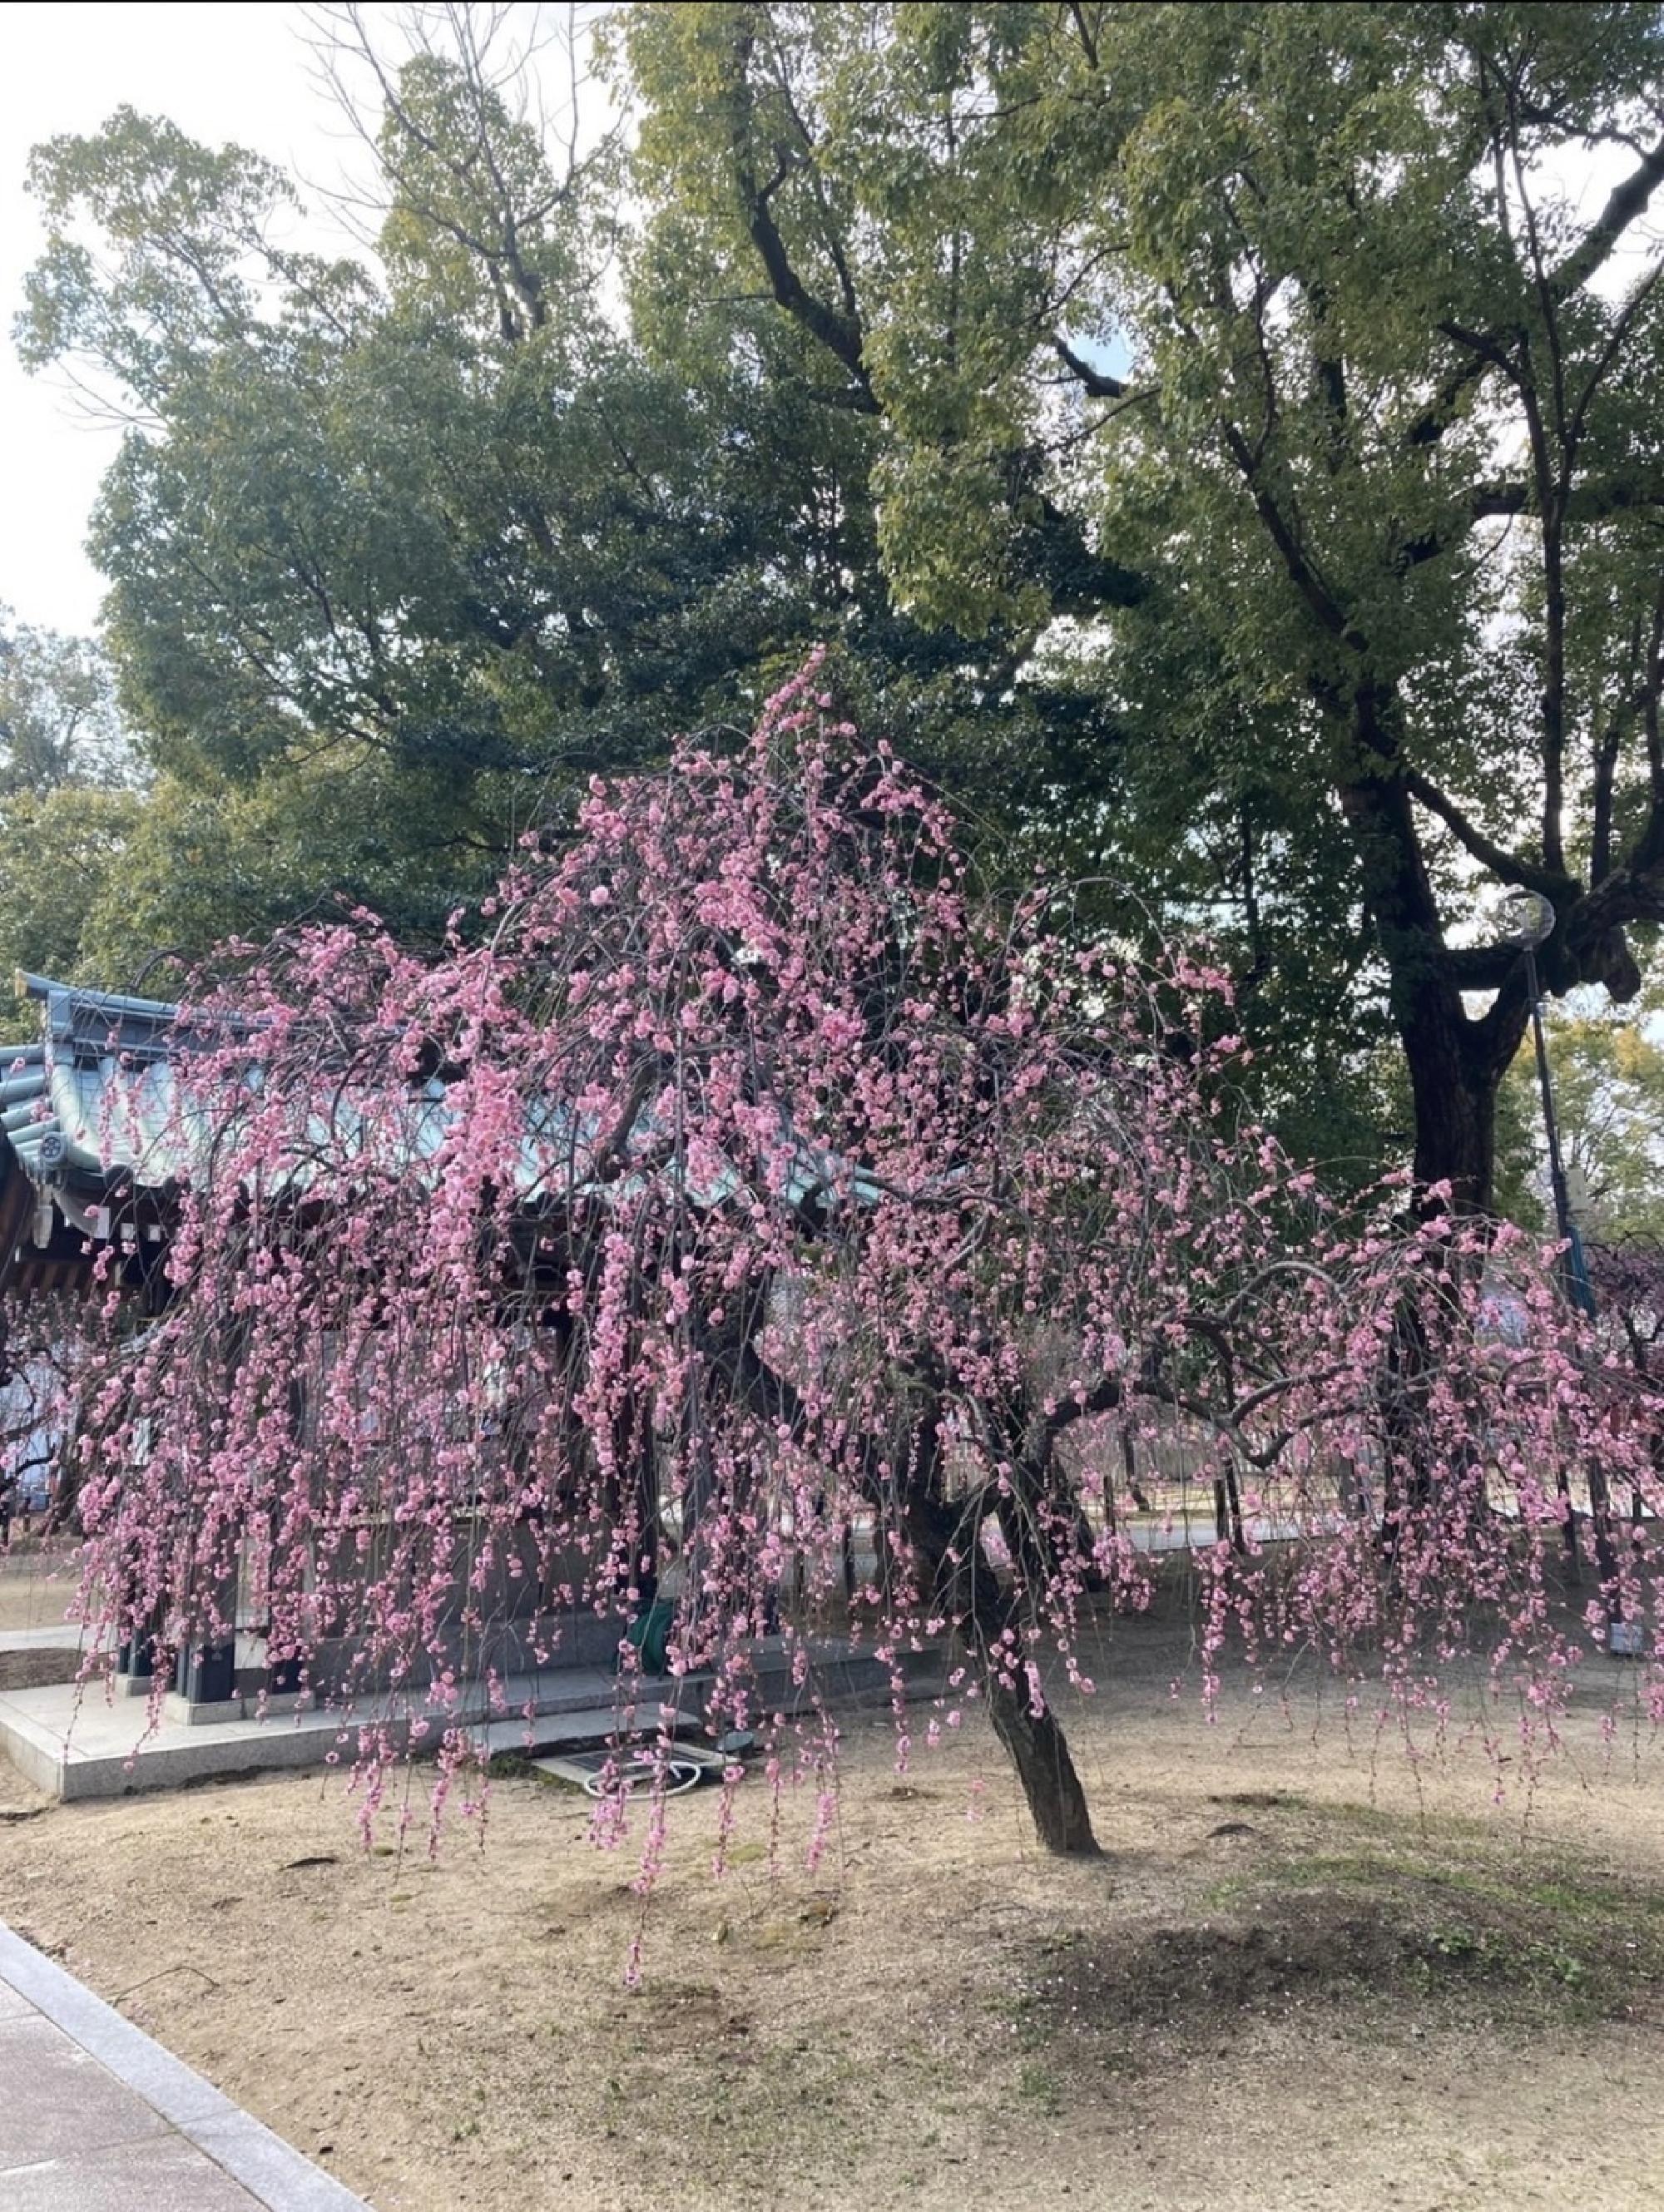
<box><xmin>983</xmin><ymin>1650</ymin><xmax>1101</xmax><ymax>1857</ymax></box>
<box><xmin>894</xmin><ymin>1411</ymin><xmax>1102</xmax><ymax>1858</ymax></box>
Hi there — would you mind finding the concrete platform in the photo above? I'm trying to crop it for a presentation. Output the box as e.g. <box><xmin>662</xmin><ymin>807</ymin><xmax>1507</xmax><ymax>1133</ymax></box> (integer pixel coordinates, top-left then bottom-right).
<box><xmin>0</xmin><ymin>1638</ymin><xmax>921</xmax><ymax>1800</ymax></box>
<box><xmin>0</xmin><ymin>1919</ymin><xmax>370</xmax><ymax>2209</ymax></box>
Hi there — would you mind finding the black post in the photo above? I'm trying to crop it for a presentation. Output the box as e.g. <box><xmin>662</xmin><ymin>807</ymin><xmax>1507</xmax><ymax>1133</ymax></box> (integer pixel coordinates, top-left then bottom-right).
<box><xmin>1526</xmin><ymin>948</ymin><xmax>1622</xmax><ymax>1621</ymax></box>
<box><xmin>174</xmin><ymin>1638</ymin><xmax>237</xmax><ymax>1706</ymax></box>
<box><xmin>1527</xmin><ymin>951</ymin><xmax>1572</xmax><ymax>1275</ymax></box>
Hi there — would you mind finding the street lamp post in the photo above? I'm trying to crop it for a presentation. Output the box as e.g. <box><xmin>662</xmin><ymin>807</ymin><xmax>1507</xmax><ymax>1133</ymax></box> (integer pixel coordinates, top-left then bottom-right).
<box><xmin>1498</xmin><ymin>891</ymin><xmax>1632</xmax><ymax>1645</ymax></box>
<box><xmin>1502</xmin><ymin>893</ymin><xmax>1595</xmax><ymax>1317</ymax></box>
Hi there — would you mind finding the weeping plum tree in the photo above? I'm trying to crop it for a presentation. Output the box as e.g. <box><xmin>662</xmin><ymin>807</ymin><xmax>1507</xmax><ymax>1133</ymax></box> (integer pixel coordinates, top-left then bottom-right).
<box><xmin>59</xmin><ymin>665</ymin><xmax>1664</xmax><ymax>1864</ymax></box>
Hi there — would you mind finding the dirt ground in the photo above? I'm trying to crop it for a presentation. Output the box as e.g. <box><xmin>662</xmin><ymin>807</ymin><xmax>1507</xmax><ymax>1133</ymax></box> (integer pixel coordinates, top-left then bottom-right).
<box><xmin>1</xmin><ymin>1594</ymin><xmax>1663</xmax><ymax>2212</ymax></box>
<box><xmin>0</xmin><ymin>1541</ymin><xmax>96</xmax><ymax>1688</ymax></box>
<box><xmin>0</xmin><ymin>1537</ymin><xmax>81</xmax><ymax>1633</ymax></box>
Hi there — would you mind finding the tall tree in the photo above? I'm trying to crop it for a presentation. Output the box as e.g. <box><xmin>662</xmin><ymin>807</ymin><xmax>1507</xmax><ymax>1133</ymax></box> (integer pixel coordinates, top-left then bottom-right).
<box><xmin>618</xmin><ymin>0</ymin><xmax>1664</xmax><ymax>1209</ymax></box>
<box><xmin>0</xmin><ymin>611</ymin><xmax>126</xmax><ymax>795</ymax></box>
<box><xmin>13</xmin><ymin>18</ymin><xmax>890</xmax><ymax>953</ymax></box>
<box><xmin>14</xmin><ymin>10</ymin><xmax>1181</xmax><ymax>1009</ymax></box>
<box><xmin>0</xmin><ymin>611</ymin><xmax>143</xmax><ymax>982</ymax></box>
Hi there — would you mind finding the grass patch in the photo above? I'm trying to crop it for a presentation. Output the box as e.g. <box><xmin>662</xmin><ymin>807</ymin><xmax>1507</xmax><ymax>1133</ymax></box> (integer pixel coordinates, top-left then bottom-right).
<box><xmin>1017</xmin><ymin>2060</ymin><xmax>1065</xmax><ymax>2116</ymax></box>
<box><xmin>1009</xmin><ymin>1798</ymin><xmax>1664</xmax><ymax>2071</ymax></box>
<box><xmin>484</xmin><ymin>1751</ymin><xmax>541</xmax><ymax>1782</ymax></box>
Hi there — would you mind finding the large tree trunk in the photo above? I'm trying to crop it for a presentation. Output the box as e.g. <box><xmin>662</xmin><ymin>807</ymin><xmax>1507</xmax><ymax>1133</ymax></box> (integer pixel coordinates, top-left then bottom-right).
<box><xmin>1330</xmin><ymin>692</ymin><xmax>1532</xmax><ymax>1559</ymax></box>
<box><xmin>1337</xmin><ymin>688</ymin><xmax>1528</xmax><ymax>1216</ymax></box>
<box><xmin>1403</xmin><ymin>1018</ymin><xmax>1503</xmax><ymax>1215</ymax></box>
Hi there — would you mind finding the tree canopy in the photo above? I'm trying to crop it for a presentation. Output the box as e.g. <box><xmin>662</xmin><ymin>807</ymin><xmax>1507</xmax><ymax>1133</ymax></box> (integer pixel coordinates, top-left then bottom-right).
<box><xmin>14</xmin><ymin>17</ymin><xmax>928</xmax><ymax>964</ymax></box>
<box><xmin>0</xmin><ymin>610</ymin><xmax>144</xmax><ymax>983</ymax></box>
<box><xmin>618</xmin><ymin>0</ymin><xmax>1664</xmax><ymax>1205</ymax></box>
<box><xmin>1497</xmin><ymin>977</ymin><xmax>1664</xmax><ymax>1241</ymax></box>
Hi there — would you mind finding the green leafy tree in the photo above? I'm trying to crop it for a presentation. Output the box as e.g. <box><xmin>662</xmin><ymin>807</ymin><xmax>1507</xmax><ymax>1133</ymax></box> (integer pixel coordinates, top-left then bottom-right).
<box><xmin>1497</xmin><ymin>985</ymin><xmax>1664</xmax><ymax>1240</ymax></box>
<box><xmin>0</xmin><ymin>612</ymin><xmax>144</xmax><ymax>983</ymax></box>
<box><xmin>0</xmin><ymin>785</ymin><xmax>146</xmax><ymax>987</ymax></box>
<box><xmin>0</xmin><ymin>611</ymin><xmax>126</xmax><ymax>795</ymax></box>
<box><xmin>617</xmin><ymin>0</ymin><xmax>1664</xmax><ymax>1208</ymax></box>
<box><xmin>18</xmin><ymin>10</ymin><xmax>1161</xmax><ymax>985</ymax></box>
<box><xmin>13</xmin><ymin>20</ymin><xmax>895</xmax><ymax>953</ymax></box>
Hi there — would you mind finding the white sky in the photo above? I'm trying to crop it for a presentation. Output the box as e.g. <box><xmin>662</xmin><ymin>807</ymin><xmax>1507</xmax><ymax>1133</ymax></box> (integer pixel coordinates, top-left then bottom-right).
<box><xmin>0</xmin><ymin>2</ymin><xmax>365</xmax><ymax>636</ymax></box>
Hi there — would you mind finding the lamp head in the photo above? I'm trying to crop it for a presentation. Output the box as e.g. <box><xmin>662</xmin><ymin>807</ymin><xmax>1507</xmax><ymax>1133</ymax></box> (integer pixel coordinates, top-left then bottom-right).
<box><xmin>1497</xmin><ymin>888</ymin><xmax>1555</xmax><ymax>951</ymax></box>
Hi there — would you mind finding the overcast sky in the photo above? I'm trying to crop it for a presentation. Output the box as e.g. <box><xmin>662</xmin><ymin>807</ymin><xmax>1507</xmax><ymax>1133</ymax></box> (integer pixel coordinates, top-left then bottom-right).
<box><xmin>0</xmin><ymin>2</ymin><xmax>366</xmax><ymax>637</ymax></box>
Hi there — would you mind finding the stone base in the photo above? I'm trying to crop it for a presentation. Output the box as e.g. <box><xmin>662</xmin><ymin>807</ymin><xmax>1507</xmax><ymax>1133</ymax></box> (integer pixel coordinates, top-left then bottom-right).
<box><xmin>0</xmin><ymin>1641</ymin><xmax>944</xmax><ymax>1801</ymax></box>
<box><xmin>246</xmin><ymin>1690</ymin><xmax>307</xmax><ymax>1718</ymax></box>
<box><xmin>163</xmin><ymin>1692</ymin><xmax>244</xmax><ymax>1729</ymax></box>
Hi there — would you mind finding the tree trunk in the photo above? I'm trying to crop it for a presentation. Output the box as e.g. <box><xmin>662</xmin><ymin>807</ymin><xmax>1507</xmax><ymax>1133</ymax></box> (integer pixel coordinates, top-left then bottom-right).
<box><xmin>984</xmin><ymin>1670</ymin><xmax>1101</xmax><ymax>1856</ymax></box>
<box><xmin>1400</xmin><ymin>996</ymin><xmax>1508</xmax><ymax>1215</ymax></box>
<box><xmin>1335</xmin><ymin>688</ymin><xmax>1528</xmax><ymax>1217</ymax></box>
<box><xmin>893</xmin><ymin>1428</ymin><xmax>1102</xmax><ymax>1859</ymax></box>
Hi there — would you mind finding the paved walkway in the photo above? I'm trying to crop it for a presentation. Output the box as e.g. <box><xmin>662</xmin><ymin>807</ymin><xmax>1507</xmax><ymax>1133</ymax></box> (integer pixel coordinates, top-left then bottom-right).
<box><xmin>0</xmin><ymin>1921</ymin><xmax>371</xmax><ymax>2211</ymax></box>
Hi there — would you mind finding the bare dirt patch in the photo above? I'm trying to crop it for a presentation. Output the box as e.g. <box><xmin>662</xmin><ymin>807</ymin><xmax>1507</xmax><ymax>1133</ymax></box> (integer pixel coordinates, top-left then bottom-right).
<box><xmin>0</xmin><ymin>1538</ymin><xmax>84</xmax><ymax>1635</ymax></box>
<box><xmin>0</xmin><ymin>1646</ymin><xmax>82</xmax><ymax>1691</ymax></box>
<box><xmin>1</xmin><ymin>1620</ymin><xmax>1663</xmax><ymax>2210</ymax></box>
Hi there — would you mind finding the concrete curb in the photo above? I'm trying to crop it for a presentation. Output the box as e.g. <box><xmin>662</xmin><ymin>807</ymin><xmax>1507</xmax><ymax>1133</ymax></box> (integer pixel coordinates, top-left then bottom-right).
<box><xmin>0</xmin><ymin>1921</ymin><xmax>371</xmax><ymax>2210</ymax></box>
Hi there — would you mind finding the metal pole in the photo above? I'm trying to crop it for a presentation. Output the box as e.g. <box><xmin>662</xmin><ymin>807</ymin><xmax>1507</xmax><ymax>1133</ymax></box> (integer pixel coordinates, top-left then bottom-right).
<box><xmin>1526</xmin><ymin>946</ymin><xmax>1623</xmax><ymax>1621</ymax></box>
<box><xmin>1526</xmin><ymin>946</ymin><xmax>1577</xmax><ymax>1287</ymax></box>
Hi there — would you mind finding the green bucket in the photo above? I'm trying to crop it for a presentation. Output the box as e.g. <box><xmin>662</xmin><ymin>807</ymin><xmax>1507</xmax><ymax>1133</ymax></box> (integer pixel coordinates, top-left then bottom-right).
<box><xmin>623</xmin><ymin>1596</ymin><xmax>676</xmax><ymax>1678</ymax></box>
